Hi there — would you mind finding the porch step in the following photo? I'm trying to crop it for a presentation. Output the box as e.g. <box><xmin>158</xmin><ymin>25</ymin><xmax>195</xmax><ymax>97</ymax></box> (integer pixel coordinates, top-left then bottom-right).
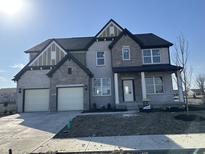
<box><xmin>126</xmin><ymin>103</ymin><xmax>139</xmax><ymax>112</ymax></box>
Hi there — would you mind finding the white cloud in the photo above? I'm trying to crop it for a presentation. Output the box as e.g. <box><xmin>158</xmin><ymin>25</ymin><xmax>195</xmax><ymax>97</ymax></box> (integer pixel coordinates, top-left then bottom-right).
<box><xmin>10</xmin><ymin>64</ymin><xmax>25</xmax><ymax>69</ymax></box>
<box><xmin>0</xmin><ymin>70</ymin><xmax>5</xmax><ymax>73</ymax></box>
<box><xmin>0</xmin><ymin>76</ymin><xmax>8</xmax><ymax>82</ymax></box>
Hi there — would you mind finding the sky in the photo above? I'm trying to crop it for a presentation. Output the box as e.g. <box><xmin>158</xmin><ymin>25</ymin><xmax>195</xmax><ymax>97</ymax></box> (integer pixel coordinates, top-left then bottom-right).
<box><xmin>0</xmin><ymin>0</ymin><xmax>205</xmax><ymax>89</ymax></box>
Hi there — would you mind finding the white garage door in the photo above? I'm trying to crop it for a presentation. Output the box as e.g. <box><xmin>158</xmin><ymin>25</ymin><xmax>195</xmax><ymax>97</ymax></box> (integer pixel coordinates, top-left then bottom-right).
<box><xmin>58</xmin><ymin>87</ymin><xmax>83</xmax><ymax>111</ymax></box>
<box><xmin>24</xmin><ymin>89</ymin><xmax>49</xmax><ymax>112</ymax></box>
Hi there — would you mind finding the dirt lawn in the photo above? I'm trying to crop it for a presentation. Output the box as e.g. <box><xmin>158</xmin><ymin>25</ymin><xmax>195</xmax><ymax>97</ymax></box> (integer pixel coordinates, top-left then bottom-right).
<box><xmin>54</xmin><ymin>110</ymin><xmax>205</xmax><ymax>138</ymax></box>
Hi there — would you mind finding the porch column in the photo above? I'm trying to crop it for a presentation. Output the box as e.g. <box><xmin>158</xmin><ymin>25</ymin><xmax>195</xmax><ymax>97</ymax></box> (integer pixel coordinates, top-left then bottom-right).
<box><xmin>141</xmin><ymin>72</ymin><xmax>147</xmax><ymax>100</ymax></box>
<box><xmin>114</xmin><ymin>73</ymin><xmax>119</xmax><ymax>104</ymax></box>
<box><xmin>176</xmin><ymin>70</ymin><xmax>184</xmax><ymax>102</ymax></box>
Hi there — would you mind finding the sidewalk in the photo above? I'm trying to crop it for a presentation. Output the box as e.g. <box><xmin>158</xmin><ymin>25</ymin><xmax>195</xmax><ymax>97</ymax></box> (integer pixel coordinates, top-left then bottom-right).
<box><xmin>32</xmin><ymin>133</ymin><xmax>205</xmax><ymax>153</ymax></box>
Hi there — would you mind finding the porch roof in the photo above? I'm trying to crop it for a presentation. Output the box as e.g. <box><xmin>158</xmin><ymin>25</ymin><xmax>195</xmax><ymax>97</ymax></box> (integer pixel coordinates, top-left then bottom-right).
<box><xmin>113</xmin><ymin>64</ymin><xmax>182</xmax><ymax>73</ymax></box>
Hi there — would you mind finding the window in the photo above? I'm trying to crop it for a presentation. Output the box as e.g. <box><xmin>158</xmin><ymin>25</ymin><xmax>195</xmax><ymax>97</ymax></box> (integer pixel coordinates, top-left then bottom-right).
<box><xmin>93</xmin><ymin>78</ymin><xmax>111</xmax><ymax>96</ymax></box>
<box><xmin>68</xmin><ymin>68</ymin><xmax>72</xmax><ymax>74</ymax></box>
<box><xmin>145</xmin><ymin>76</ymin><xmax>163</xmax><ymax>94</ymax></box>
<box><xmin>109</xmin><ymin>26</ymin><xmax>115</xmax><ymax>35</ymax></box>
<box><xmin>51</xmin><ymin>50</ymin><xmax>56</xmax><ymax>65</ymax></box>
<box><xmin>96</xmin><ymin>51</ymin><xmax>105</xmax><ymax>66</ymax></box>
<box><xmin>143</xmin><ymin>49</ymin><xmax>160</xmax><ymax>64</ymax></box>
<box><xmin>122</xmin><ymin>47</ymin><xmax>130</xmax><ymax>60</ymax></box>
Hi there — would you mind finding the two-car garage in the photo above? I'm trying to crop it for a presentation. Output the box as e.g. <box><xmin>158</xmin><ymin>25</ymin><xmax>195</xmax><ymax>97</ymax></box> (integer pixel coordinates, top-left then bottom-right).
<box><xmin>24</xmin><ymin>87</ymin><xmax>84</xmax><ymax>112</ymax></box>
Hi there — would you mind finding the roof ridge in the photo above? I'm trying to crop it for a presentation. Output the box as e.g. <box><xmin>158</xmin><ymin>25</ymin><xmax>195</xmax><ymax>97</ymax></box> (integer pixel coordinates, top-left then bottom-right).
<box><xmin>52</xmin><ymin>36</ymin><xmax>95</xmax><ymax>39</ymax></box>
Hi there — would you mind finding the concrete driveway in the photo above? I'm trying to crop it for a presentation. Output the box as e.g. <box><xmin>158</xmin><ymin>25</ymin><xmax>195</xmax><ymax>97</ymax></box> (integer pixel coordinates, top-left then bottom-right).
<box><xmin>0</xmin><ymin>111</ymin><xmax>80</xmax><ymax>154</ymax></box>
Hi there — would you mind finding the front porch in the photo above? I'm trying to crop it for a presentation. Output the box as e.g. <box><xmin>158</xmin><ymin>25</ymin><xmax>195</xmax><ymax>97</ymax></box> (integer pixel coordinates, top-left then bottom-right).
<box><xmin>113</xmin><ymin>64</ymin><xmax>184</xmax><ymax>110</ymax></box>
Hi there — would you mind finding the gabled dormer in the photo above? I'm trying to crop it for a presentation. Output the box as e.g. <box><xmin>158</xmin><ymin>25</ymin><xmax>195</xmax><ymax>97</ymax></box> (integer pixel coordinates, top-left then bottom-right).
<box><xmin>96</xmin><ymin>19</ymin><xmax>123</xmax><ymax>38</ymax></box>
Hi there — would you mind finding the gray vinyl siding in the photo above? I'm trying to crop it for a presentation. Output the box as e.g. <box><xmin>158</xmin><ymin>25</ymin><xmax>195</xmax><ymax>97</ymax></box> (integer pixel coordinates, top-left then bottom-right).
<box><xmin>86</xmin><ymin>41</ymin><xmax>115</xmax><ymax>109</ymax></box>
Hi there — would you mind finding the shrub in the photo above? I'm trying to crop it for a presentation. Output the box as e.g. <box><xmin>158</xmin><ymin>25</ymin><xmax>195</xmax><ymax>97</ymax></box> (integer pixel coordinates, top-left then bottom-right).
<box><xmin>92</xmin><ymin>103</ymin><xmax>97</xmax><ymax>110</ymax></box>
<box><xmin>107</xmin><ymin>103</ymin><xmax>111</xmax><ymax>110</ymax></box>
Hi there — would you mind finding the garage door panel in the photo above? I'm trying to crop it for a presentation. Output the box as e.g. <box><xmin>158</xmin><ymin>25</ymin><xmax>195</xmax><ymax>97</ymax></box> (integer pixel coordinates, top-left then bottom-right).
<box><xmin>58</xmin><ymin>87</ymin><xmax>83</xmax><ymax>111</ymax></box>
<box><xmin>24</xmin><ymin>89</ymin><xmax>49</xmax><ymax>112</ymax></box>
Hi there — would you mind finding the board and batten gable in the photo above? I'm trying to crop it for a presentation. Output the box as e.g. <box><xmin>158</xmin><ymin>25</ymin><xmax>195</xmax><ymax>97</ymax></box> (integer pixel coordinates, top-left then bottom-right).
<box><xmin>29</xmin><ymin>41</ymin><xmax>66</xmax><ymax>66</ymax></box>
<box><xmin>97</xmin><ymin>20</ymin><xmax>122</xmax><ymax>38</ymax></box>
<box><xmin>86</xmin><ymin>40</ymin><xmax>115</xmax><ymax>108</ymax></box>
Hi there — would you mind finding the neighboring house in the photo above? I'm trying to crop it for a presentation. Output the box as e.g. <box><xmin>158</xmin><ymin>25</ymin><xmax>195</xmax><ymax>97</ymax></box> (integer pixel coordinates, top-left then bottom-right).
<box><xmin>13</xmin><ymin>19</ymin><xmax>184</xmax><ymax>112</ymax></box>
<box><xmin>0</xmin><ymin>88</ymin><xmax>16</xmax><ymax>113</ymax></box>
<box><xmin>191</xmin><ymin>89</ymin><xmax>204</xmax><ymax>96</ymax></box>
<box><xmin>0</xmin><ymin>88</ymin><xmax>16</xmax><ymax>103</ymax></box>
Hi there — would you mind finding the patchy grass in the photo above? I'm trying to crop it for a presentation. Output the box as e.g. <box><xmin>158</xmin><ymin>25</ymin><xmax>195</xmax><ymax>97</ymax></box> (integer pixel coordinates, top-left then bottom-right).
<box><xmin>54</xmin><ymin>110</ymin><xmax>205</xmax><ymax>138</ymax></box>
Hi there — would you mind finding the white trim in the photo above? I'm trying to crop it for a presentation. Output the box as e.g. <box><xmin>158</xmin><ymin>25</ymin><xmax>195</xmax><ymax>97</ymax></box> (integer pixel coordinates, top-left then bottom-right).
<box><xmin>96</xmin><ymin>21</ymin><xmax>123</xmax><ymax>37</ymax></box>
<box><xmin>145</xmin><ymin>76</ymin><xmax>164</xmax><ymax>94</ymax></box>
<box><xmin>141</xmin><ymin>72</ymin><xmax>147</xmax><ymax>100</ymax></box>
<box><xmin>122</xmin><ymin>46</ymin><xmax>130</xmax><ymax>60</ymax></box>
<box><xmin>93</xmin><ymin>78</ymin><xmax>111</xmax><ymax>96</ymax></box>
<box><xmin>29</xmin><ymin>41</ymin><xmax>67</xmax><ymax>66</ymax></box>
<box><xmin>70</xmin><ymin>51</ymin><xmax>86</xmax><ymax>53</ymax></box>
<box><xmin>114</xmin><ymin>73</ymin><xmax>119</xmax><ymax>104</ymax></box>
<box><xmin>121</xmin><ymin>77</ymin><xmax>135</xmax><ymax>80</ymax></box>
<box><xmin>109</xmin><ymin>26</ymin><xmax>115</xmax><ymax>35</ymax></box>
<box><xmin>56</xmin><ymin>84</ymin><xmax>84</xmax><ymax>88</ymax></box>
<box><xmin>142</xmin><ymin>49</ymin><xmax>161</xmax><ymax>64</ymax></box>
<box><xmin>96</xmin><ymin>51</ymin><xmax>105</xmax><ymax>66</ymax></box>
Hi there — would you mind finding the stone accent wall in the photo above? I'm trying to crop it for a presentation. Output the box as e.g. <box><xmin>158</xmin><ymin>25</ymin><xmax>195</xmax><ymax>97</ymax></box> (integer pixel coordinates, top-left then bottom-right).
<box><xmin>50</xmin><ymin>58</ymin><xmax>90</xmax><ymax>111</ymax></box>
<box><xmin>71</xmin><ymin>52</ymin><xmax>86</xmax><ymax>65</ymax></box>
<box><xmin>111</xmin><ymin>35</ymin><xmax>142</xmax><ymax>67</ymax></box>
<box><xmin>111</xmin><ymin>35</ymin><xmax>170</xmax><ymax>67</ymax></box>
<box><xmin>17</xmin><ymin>70</ymin><xmax>50</xmax><ymax>112</ymax></box>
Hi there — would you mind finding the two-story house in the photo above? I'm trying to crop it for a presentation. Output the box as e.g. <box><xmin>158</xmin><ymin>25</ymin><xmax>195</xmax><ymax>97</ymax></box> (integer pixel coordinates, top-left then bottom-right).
<box><xmin>13</xmin><ymin>19</ymin><xmax>184</xmax><ymax>112</ymax></box>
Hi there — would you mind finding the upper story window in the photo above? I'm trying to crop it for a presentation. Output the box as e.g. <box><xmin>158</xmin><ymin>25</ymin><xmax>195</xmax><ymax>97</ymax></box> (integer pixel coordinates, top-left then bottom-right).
<box><xmin>96</xmin><ymin>51</ymin><xmax>105</xmax><ymax>66</ymax></box>
<box><xmin>51</xmin><ymin>50</ymin><xmax>56</xmax><ymax>65</ymax></box>
<box><xmin>145</xmin><ymin>76</ymin><xmax>163</xmax><ymax>94</ymax></box>
<box><xmin>109</xmin><ymin>26</ymin><xmax>115</xmax><ymax>36</ymax></box>
<box><xmin>122</xmin><ymin>46</ymin><xmax>130</xmax><ymax>60</ymax></box>
<box><xmin>93</xmin><ymin>78</ymin><xmax>111</xmax><ymax>96</ymax></box>
<box><xmin>143</xmin><ymin>49</ymin><xmax>160</xmax><ymax>64</ymax></box>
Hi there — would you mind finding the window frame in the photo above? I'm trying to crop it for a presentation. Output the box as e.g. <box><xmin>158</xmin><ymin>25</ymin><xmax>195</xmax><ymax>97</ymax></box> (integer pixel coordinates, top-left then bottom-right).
<box><xmin>142</xmin><ymin>49</ymin><xmax>161</xmax><ymax>64</ymax></box>
<box><xmin>122</xmin><ymin>46</ymin><xmax>131</xmax><ymax>61</ymax></box>
<box><xmin>51</xmin><ymin>50</ymin><xmax>56</xmax><ymax>65</ymax></box>
<box><xmin>93</xmin><ymin>78</ymin><xmax>111</xmax><ymax>96</ymax></box>
<box><xmin>145</xmin><ymin>76</ymin><xmax>164</xmax><ymax>94</ymax></box>
<box><xmin>96</xmin><ymin>51</ymin><xmax>105</xmax><ymax>66</ymax></box>
<box><xmin>109</xmin><ymin>26</ymin><xmax>115</xmax><ymax>35</ymax></box>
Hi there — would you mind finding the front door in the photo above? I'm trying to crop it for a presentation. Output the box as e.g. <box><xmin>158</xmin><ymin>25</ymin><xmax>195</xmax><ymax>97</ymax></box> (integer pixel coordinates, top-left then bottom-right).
<box><xmin>123</xmin><ymin>80</ymin><xmax>134</xmax><ymax>102</ymax></box>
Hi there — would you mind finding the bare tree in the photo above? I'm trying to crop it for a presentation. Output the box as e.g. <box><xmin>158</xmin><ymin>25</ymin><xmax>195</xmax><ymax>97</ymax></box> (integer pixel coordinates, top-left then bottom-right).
<box><xmin>173</xmin><ymin>34</ymin><xmax>191</xmax><ymax>112</ymax></box>
<box><xmin>196</xmin><ymin>74</ymin><xmax>205</xmax><ymax>96</ymax></box>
